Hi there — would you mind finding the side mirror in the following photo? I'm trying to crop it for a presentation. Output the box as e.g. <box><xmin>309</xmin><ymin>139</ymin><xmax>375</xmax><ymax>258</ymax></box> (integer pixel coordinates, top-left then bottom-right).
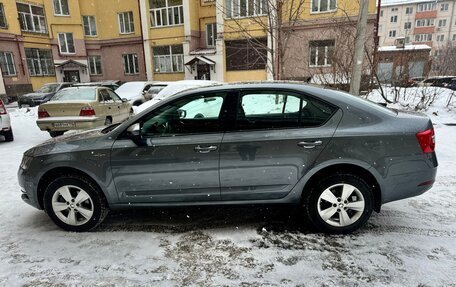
<box><xmin>125</xmin><ymin>123</ymin><xmax>146</xmax><ymax>146</ymax></box>
<box><xmin>122</xmin><ymin>98</ymin><xmax>128</xmax><ymax>103</ymax></box>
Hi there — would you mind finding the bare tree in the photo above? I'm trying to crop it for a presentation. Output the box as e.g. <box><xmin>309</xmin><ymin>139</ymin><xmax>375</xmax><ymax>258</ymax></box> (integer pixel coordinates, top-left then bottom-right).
<box><xmin>217</xmin><ymin>0</ymin><xmax>307</xmax><ymax>80</ymax></box>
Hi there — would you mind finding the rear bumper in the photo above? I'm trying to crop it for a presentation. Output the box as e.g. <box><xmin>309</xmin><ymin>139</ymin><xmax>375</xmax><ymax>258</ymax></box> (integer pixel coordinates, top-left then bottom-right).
<box><xmin>381</xmin><ymin>153</ymin><xmax>438</xmax><ymax>204</ymax></box>
<box><xmin>36</xmin><ymin>116</ymin><xmax>103</xmax><ymax>131</ymax></box>
<box><xmin>0</xmin><ymin>114</ymin><xmax>11</xmax><ymax>130</ymax></box>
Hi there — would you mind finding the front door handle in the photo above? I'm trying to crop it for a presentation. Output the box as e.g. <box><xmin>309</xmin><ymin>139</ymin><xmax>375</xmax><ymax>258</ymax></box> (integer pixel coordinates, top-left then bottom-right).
<box><xmin>194</xmin><ymin>145</ymin><xmax>218</xmax><ymax>153</ymax></box>
<box><xmin>298</xmin><ymin>140</ymin><xmax>323</xmax><ymax>149</ymax></box>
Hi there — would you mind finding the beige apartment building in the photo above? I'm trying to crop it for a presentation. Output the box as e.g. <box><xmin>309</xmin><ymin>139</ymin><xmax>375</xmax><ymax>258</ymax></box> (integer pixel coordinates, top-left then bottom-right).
<box><xmin>378</xmin><ymin>0</ymin><xmax>456</xmax><ymax>53</ymax></box>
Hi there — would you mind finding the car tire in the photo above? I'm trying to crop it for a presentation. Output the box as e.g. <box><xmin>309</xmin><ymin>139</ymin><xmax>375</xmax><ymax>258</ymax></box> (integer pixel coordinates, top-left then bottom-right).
<box><xmin>4</xmin><ymin>129</ymin><xmax>14</xmax><ymax>142</ymax></box>
<box><xmin>49</xmin><ymin>131</ymin><xmax>65</xmax><ymax>138</ymax></box>
<box><xmin>43</xmin><ymin>174</ymin><xmax>109</xmax><ymax>232</ymax></box>
<box><xmin>303</xmin><ymin>173</ymin><xmax>373</xmax><ymax>234</ymax></box>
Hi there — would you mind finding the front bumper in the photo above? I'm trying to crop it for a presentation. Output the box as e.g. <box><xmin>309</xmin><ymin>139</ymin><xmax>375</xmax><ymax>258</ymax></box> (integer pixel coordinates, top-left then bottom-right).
<box><xmin>36</xmin><ymin>116</ymin><xmax>103</xmax><ymax>131</ymax></box>
<box><xmin>18</xmin><ymin>165</ymin><xmax>42</xmax><ymax>210</ymax></box>
<box><xmin>18</xmin><ymin>97</ymin><xmax>50</xmax><ymax>107</ymax></box>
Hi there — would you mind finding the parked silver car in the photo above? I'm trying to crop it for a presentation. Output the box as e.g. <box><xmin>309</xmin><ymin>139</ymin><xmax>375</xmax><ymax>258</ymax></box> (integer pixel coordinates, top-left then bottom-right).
<box><xmin>18</xmin><ymin>83</ymin><xmax>437</xmax><ymax>233</ymax></box>
<box><xmin>0</xmin><ymin>99</ymin><xmax>13</xmax><ymax>141</ymax></box>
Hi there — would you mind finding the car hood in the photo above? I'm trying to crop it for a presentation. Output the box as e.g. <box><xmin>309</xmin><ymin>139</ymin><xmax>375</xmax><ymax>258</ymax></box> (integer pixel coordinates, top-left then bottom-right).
<box><xmin>24</xmin><ymin>128</ymin><xmax>106</xmax><ymax>157</ymax></box>
<box><xmin>22</xmin><ymin>92</ymin><xmax>53</xmax><ymax>99</ymax></box>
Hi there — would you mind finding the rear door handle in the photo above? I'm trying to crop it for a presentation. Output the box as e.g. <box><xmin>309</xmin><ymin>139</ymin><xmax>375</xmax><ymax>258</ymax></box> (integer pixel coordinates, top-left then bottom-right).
<box><xmin>298</xmin><ymin>140</ymin><xmax>323</xmax><ymax>149</ymax></box>
<box><xmin>194</xmin><ymin>145</ymin><xmax>218</xmax><ymax>153</ymax></box>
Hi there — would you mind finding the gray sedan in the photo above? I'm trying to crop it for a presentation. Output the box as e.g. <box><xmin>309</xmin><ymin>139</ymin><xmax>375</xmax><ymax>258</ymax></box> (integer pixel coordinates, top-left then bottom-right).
<box><xmin>18</xmin><ymin>83</ymin><xmax>437</xmax><ymax>233</ymax></box>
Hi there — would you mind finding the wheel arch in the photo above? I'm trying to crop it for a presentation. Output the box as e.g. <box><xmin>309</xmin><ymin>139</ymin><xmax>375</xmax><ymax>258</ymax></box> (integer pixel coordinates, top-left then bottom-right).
<box><xmin>302</xmin><ymin>163</ymin><xmax>382</xmax><ymax>212</ymax></box>
<box><xmin>37</xmin><ymin>166</ymin><xmax>106</xmax><ymax>210</ymax></box>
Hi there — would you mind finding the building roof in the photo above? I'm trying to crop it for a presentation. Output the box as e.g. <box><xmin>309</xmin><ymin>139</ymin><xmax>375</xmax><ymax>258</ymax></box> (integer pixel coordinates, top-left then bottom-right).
<box><xmin>378</xmin><ymin>44</ymin><xmax>432</xmax><ymax>51</ymax></box>
<box><xmin>379</xmin><ymin>0</ymin><xmax>436</xmax><ymax>7</ymax></box>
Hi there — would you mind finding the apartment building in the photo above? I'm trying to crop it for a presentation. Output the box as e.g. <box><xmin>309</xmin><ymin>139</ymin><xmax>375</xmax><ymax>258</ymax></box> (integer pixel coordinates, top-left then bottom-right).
<box><xmin>378</xmin><ymin>0</ymin><xmax>456</xmax><ymax>51</ymax></box>
<box><xmin>0</xmin><ymin>0</ymin><xmax>377</xmax><ymax>99</ymax></box>
<box><xmin>0</xmin><ymin>0</ymin><xmax>145</xmax><ymax>97</ymax></box>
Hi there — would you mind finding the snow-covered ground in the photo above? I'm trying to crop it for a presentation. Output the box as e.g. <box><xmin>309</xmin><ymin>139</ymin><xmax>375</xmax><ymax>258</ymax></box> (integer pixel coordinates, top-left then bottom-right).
<box><xmin>0</xmin><ymin>90</ymin><xmax>455</xmax><ymax>286</ymax></box>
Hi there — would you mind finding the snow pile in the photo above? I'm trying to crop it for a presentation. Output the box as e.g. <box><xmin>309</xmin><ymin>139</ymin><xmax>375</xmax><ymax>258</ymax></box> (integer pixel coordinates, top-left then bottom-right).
<box><xmin>366</xmin><ymin>86</ymin><xmax>456</xmax><ymax>124</ymax></box>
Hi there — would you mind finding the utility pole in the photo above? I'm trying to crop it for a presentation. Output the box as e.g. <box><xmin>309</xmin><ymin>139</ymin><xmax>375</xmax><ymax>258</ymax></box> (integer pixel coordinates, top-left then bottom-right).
<box><xmin>349</xmin><ymin>0</ymin><xmax>369</xmax><ymax>96</ymax></box>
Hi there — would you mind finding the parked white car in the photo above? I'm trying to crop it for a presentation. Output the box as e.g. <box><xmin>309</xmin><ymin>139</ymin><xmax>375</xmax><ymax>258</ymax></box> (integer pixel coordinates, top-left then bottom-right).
<box><xmin>0</xmin><ymin>99</ymin><xmax>13</xmax><ymax>141</ymax></box>
<box><xmin>115</xmin><ymin>81</ymin><xmax>155</xmax><ymax>106</ymax></box>
<box><xmin>136</xmin><ymin>80</ymin><xmax>221</xmax><ymax>113</ymax></box>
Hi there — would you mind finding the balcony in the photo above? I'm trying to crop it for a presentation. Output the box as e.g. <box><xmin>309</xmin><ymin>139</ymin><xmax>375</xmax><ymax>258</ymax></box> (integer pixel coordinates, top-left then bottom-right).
<box><xmin>415</xmin><ymin>10</ymin><xmax>437</xmax><ymax>19</ymax></box>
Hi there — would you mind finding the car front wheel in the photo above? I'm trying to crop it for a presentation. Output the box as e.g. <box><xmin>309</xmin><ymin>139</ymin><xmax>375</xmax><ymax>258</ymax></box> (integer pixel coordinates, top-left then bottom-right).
<box><xmin>303</xmin><ymin>173</ymin><xmax>373</xmax><ymax>234</ymax></box>
<box><xmin>43</xmin><ymin>174</ymin><xmax>108</xmax><ymax>232</ymax></box>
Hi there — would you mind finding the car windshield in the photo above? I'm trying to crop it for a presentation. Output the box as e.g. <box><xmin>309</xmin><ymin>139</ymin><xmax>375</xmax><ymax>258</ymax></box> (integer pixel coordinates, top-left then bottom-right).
<box><xmin>51</xmin><ymin>88</ymin><xmax>96</xmax><ymax>101</ymax></box>
<box><xmin>36</xmin><ymin>84</ymin><xmax>60</xmax><ymax>93</ymax></box>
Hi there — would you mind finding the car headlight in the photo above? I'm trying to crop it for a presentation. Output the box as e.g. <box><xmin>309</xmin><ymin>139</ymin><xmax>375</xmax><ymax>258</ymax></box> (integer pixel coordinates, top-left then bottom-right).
<box><xmin>20</xmin><ymin>155</ymin><xmax>33</xmax><ymax>170</ymax></box>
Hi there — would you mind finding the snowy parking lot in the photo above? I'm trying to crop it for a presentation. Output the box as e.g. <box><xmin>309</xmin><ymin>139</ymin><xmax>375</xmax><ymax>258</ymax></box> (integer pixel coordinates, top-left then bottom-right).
<box><xmin>1</xmin><ymin>104</ymin><xmax>455</xmax><ymax>286</ymax></box>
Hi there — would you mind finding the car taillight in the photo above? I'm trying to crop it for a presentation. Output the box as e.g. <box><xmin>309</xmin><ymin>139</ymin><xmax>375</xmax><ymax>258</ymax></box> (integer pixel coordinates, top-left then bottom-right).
<box><xmin>416</xmin><ymin>128</ymin><xmax>435</xmax><ymax>153</ymax></box>
<box><xmin>0</xmin><ymin>100</ymin><xmax>6</xmax><ymax>115</ymax></box>
<box><xmin>79</xmin><ymin>106</ymin><xmax>96</xmax><ymax>117</ymax></box>
<box><xmin>38</xmin><ymin>108</ymin><xmax>50</xmax><ymax>118</ymax></box>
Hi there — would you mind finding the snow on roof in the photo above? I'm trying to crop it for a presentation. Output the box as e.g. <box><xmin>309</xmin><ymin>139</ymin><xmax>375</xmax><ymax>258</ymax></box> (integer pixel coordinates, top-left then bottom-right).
<box><xmin>378</xmin><ymin>44</ymin><xmax>432</xmax><ymax>52</ymax></box>
<box><xmin>379</xmin><ymin>0</ymin><xmax>435</xmax><ymax>7</ymax></box>
<box><xmin>189</xmin><ymin>48</ymin><xmax>217</xmax><ymax>55</ymax></box>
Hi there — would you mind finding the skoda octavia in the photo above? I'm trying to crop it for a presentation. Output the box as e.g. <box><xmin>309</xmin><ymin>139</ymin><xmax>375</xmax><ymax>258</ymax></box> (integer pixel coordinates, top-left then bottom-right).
<box><xmin>18</xmin><ymin>83</ymin><xmax>438</xmax><ymax>233</ymax></box>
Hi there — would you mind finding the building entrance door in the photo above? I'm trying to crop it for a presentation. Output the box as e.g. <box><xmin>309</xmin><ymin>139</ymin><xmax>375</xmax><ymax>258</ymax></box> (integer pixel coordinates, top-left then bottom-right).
<box><xmin>63</xmin><ymin>70</ymin><xmax>81</xmax><ymax>83</ymax></box>
<box><xmin>197</xmin><ymin>64</ymin><xmax>211</xmax><ymax>80</ymax></box>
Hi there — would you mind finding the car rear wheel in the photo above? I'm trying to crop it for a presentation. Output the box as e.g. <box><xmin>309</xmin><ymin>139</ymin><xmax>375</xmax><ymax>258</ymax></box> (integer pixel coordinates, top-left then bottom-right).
<box><xmin>303</xmin><ymin>173</ymin><xmax>373</xmax><ymax>234</ymax></box>
<box><xmin>4</xmin><ymin>129</ymin><xmax>13</xmax><ymax>142</ymax></box>
<box><xmin>43</xmin><ymin>174</ymin><xmax>108</xmax><ymax>232</ymax></box>
<box><xmin>49</xmin><ymin>131</ymin><xmax>65</xmax><ymax>138</ymax></box>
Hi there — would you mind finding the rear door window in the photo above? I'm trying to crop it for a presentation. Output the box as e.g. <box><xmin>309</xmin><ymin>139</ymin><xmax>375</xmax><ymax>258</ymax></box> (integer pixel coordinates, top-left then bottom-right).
<box><xmin>236</xmin><ymin>91</ymin><xmax>337</xmax><ymax>131</ymax></box>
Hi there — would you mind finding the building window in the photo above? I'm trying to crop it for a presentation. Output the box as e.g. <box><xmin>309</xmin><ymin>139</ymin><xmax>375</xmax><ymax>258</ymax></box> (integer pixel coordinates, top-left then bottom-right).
<box><xmin>225</xmin><ymin>0</ymin><xmax>268</xmax><ymax>18</ymax></box>
<box><xmin>418</xmin><ymin>3</ymin><xmax>436</xmax><ymax>12</ymax></box>
<box><xmin>404</xmin><ymin>22</ymin><xmax>411</xmax><ymax>29</ymax></box>
<box><xmin>206</xmin><ymin>23</ymin><xmax>217</xmax><ymax>47</ymax></box>
<box><xmin>390</xmin><ymin>15</ymin><xmax>397</xmax><ymax>23</ymax></box>
<box><xmin>123</xmin><ymin>54</ymin><xmax>139</xmax><ymax>74</ymax></box>
<box><xmin>437</xmin><ymin>34</ymin><xmax>445</xmax><ymax>42</ymax></box>
<box><xmin>0</xmin><ymin>3</ymin><xmax>7</xmax><ymax>28</ymax></box>
<box><xmin>149</xmin><ymin>0</ymin><xmax>184</xmax><ymax>27</ymax></box>
<box><xmin>152</xmin><ymin>45</ymin><xmax>184</xmax><ymax>73</ymax></box>
<box><xmin>380</xmin><ymin>10</ymin><xmax>383</xmax><ymax>17</ymax></box>
<box><xmin>415</xmin><ymin>18</ymin><xmax>434</xmax><ymax>27</ymax></box>
<box><xmin>405</xmin><ymin>36</ymin><xmax>410</xmax><ymax>43</ymax></box>
<box><xmin>405</xmin><ymin>7</ymin><xmax>413</xmax><ymax>14</ymax></box>
<box><xmin>441</xmin><ymin>3</ymin><xmax>449</xmax><ymax>11</ymax></box>
<box><xmin>58</xmin><ymin>33</ymin><xmax>75</xmax><ymax>54</ymax></box>
<box><xmin>25</xmin><ymin>48</ymin><xmax>55</xmax><ymax>76</ymax></box>
<box><xmin>88</xmin><ymin>55</ymin><xmax>102</xmax><ymax>75</ymax></box>
<box><xmin>311</xmin><ymin>0</ymin><xmax>336</xmax><ymax>13</ymax></box>
<box><xmin>53</xmin><ymin>0</ymin><xmax>69</xmax><ymax>16</ymax></box>
<box><xmin>453</xmin><ymin>34</ymin><xmax>456</xmax><ymax>41</ymax></box>
<box><xmin>0</xmin><ymin>52</ymin><xmax>16</xmax><ymax>76</ymax></box>
<box><xmin>16</xmin><ymin>2</ymin><xmax>47</xmax><ymax>34</ymax></box>
<box><xmin>118</xmin><ymin>11</ymin><xmax>134</xmax><ymax>34</ymax></box>
<box><xmin>391</xmin><ymin>7</ymin><xmax>398</xmax><ymax>11</ymax></box>
<box><xmin>309</xmin><ymin>40</ymin><xmax>334</xmax><ymax>67</ymax></box>
<box><xmin>388</xmin><ymin>30</ymin><xmax>396</xmax><ymax>37</ymax></box>
<box><xmin>225</xmin><ymin>38</ymin><xmax>267</xmax><ymax>70</ymax></box>
<box><xmin>414</xmin><ymin>33</ymin><xmax>432</xmax><ymax>42</ymax></box>
<box><xmin>438</xmin><ymin>19</ymin><xmax>447</xmax><ymax>27</ymax></box>
<box><xmin>82</xmin><ymin>16</ymin><xmax>97</xmax><ymax>36</ymax></box>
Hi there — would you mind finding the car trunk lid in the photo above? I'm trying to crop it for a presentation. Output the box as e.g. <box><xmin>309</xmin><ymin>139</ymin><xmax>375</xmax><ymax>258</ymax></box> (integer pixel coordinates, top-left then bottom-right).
<box><xmin>39</xmin><ymin>101</ymin><xmax>96</xmax><ymax>117</ymax></box>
